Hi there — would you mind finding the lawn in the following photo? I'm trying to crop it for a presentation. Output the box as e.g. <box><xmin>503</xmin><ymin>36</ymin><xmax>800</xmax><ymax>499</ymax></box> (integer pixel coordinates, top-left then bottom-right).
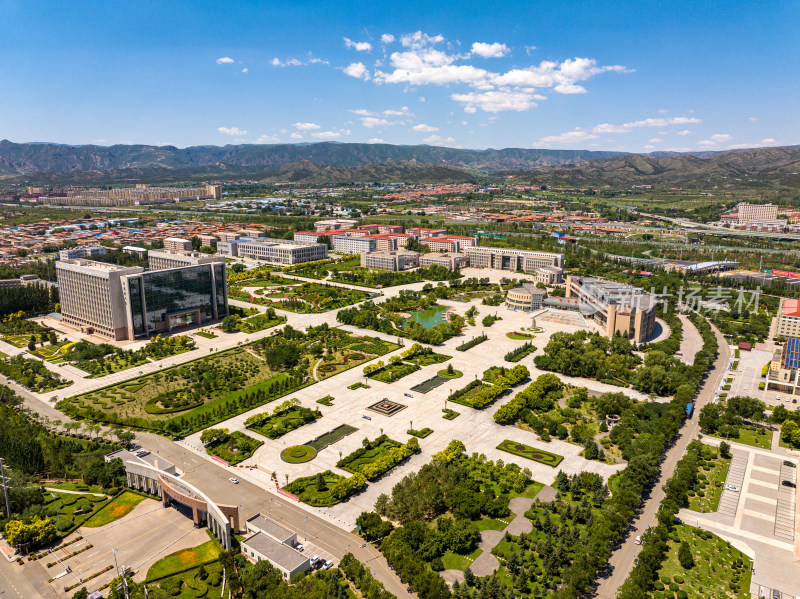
<box><xmin>711</xmin><ymin>425</ymin><xmax>772</xmax><ymax>449</ymax></box>
<box><xmin>280</xmin><ymin>445</ymin><xmax>317</xmax><ymax>463</ymax></box>
<box><xmin>246</xmin><ymin>405</ymin><xmax>320</xmax><ymax>439</ymax></box>
<box><xmin>29</xmin><ymin>341</ymin><xmax>76</xmax><ymax>363</ymax></box>
<box><xmin>284</xmin><ymin>471</ymin><xmax>346</xmax><ymax>506</ymax></box>
<box><xmin>441</xmin><ymin>546</ymin><xmax>483</xmax><ymax>570</ymax></box>
<box><xmin>472</xmin><ymin>517</ymin><xmax>508</xmax><ymax>532</ymax></box>
<box><xmin>368</xmin><ymin>361</ymin><xmax>420</xmax><ymax>383</ymax></box>
<box><xmin>146</xmin><ymin>540</ymin><xmax>221</xmax><ymax>580</ymax></box>
<box><xmin>307</xmin><ymin>424</ymin><xmax>359</xmax><ymax>451</ymax></box>
<box><xmin>205</xmin><ymin>431</ymin><xmax>263</xmax><ymax>465</ymax></box>
<box><xmin>45</xmin><ymin>482</ymin><xmax>106</xmax><ymax>494</ymax></box>
<box><xmin>442</xmin><ymin>408</ymin><xmax>461</xmax><ymax>420</ymax></box>
<box><xmin>507</xmin><ymin>332</ymin><xmax>535</xmax><ymax>340</ymax></box>
<box><xmin>407</xmin><ymin>427</ymin><xmax>433</xmax><ymax>438</ymax></box>
<box><xmin>149</xmin><ymin>562</ymin><xmax>225</xmax><ymax>598</ymax></box>
<box><xmin>411</xmin><ymin>375</ymin><xmax>449</xmax><ymax>394</ymax></box>
<box><xmin>653</xmin><ymin>525</ymin><xmax>751</xmax><ymax>599</ymax></box>
<box><xmin>496</xmin><ymin>439</ymin><xmax>564</xmax><ymax>467</ymax></box>
<box><xmin>438</xmin><ymin>368</ymin><xmax>463</xmax><ymax>379</ymax></box>
<box><xmin>231</xmin><ymin>281</ymin><xmax>371</xmax><ymax>313</ymax></box>
<box><xmin>44</xmin><ymin>490</ymin><xmax>109</xmax><ymax>533</ymax></box>
<box><xmin>194</xmin><ymin>330</ymin><xmax>218</xmax><ymax>339</ymax></box>
<box><xmin>687</xmin><ymin>444</ymin><xmax>731</xmax><ymax>513</ymax></box>
<box><xmin>83</xmin><ymin>491</ymin><xmax>147</xmax><ymax>528</ymax></box>
<box><xmin>339</xmin><ymin>437</ymin><xmax>403</xmax><ymax>475</ymax></box>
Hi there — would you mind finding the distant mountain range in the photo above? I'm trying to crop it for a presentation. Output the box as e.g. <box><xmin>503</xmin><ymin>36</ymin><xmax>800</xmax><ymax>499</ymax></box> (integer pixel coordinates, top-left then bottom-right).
<box><xmin>0</xmin><ymin>139</ymin><xmax>798</xmax><ymax>188</ymax></box>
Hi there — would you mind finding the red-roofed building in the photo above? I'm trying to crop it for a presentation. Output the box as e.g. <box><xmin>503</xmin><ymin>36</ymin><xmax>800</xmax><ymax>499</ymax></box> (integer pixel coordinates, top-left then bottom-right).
<box><xmin>777</xmin><ymin>299</ymin><xmax>800</xmax><ymax>337</ymax></box>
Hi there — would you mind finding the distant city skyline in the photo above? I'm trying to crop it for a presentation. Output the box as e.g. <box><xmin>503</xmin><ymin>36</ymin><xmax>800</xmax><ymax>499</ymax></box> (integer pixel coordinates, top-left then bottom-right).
<box><xmin>1</xmin><ymin>0</ymin><xmax>797</xmax><ymax>152</ymax></box>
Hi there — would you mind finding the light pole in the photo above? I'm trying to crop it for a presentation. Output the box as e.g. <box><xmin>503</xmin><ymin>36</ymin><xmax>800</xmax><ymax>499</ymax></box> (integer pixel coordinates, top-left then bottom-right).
<box><xmin>182</xmin><ymin>452</ymin><xmax>185</xmax><ymax>475</ymax></box>
<box><xmin>51</xmin><ymin>493</ymin><xmax>62</xmax><ymax>533</ymax></box>
<box><xmin>304</xmin><ymin>515</ymin><xmax>308</xmax><ymax>541</ymax></box>
<box><xmin>269</xmin><ymin>497</ymin><xmax>273</xmax><ymax>516</ymax></box>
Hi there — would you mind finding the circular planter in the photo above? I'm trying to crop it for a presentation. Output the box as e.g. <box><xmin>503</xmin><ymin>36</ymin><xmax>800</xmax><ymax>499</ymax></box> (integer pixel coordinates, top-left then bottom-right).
<box><xmin>280</xmin><ymin>445</ymin><xmax>317</xmax><ymax>463</ymax></box>
<box><xmin>437</xmin><ymin>369</ymin><xmax>463</xmax><ymax>379</ymax></box>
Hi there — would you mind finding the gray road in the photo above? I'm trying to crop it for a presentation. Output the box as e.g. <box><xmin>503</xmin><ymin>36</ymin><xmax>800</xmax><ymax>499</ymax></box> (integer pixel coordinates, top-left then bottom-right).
<box><xmin>593</xmin><ymin>321</ymin><xmax>730</xmax><ymax>599</ymax></box>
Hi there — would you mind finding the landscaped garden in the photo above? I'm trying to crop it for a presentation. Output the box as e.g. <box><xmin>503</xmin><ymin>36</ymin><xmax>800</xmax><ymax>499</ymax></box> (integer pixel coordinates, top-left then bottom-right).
<box><xmin>438</xmin><ymin>364</ymin><xmax>462</xmax><ymax>378</ymax></box>
<box><xmin>407</xmin><ymin>427</ymin><xmax>433</xmax><ymax>438</ymax></box>
<box><xmin>280</xmin><ymin>445</ymin><xmax>317</xmax><ymax>463</ymax></box>
<box><xmin>230</xmin><ymin>280</ymin><xmax>371</xmax><ymax>313</ymax></box>
<box><xmin>411</xmin><ymin>375</ymin><xmax>449</xmax><ymax>393</ymax></box>
<box><xmin>0</xmin><ymin>354</ymin><xmax>72</xmax><ymax>392</ymax></box>
<box><xmin>686</xmin><ymin>444</ymin><xmax>731</xmax><ymax>513</ymax></box>
<box><xmin>337</xmin><ymin>435</ymin><xmax>417</xmax><ymax>481</ymax></box>
<box><xmin>244</xmin><ymin>399</ymin><xmax>321</xmax><ymax>439</ymax></box>
<box><xmin>306</xmin><ymin>424</ymin><xmax>358</xmax><ymax>451</ymax></box>
<box><xmin>507</xmin><ymin>331</ymin><xmax>535</xmax><ymax>340</ymax></box>
<box><xmin>284</xmin><ymin>470</ymin><xmax>364</xmax><ymax>506</ymax></box>
<box><xmin>83</xmin><ymin>491</ymin><xmax>147</xmax><ymax>528</ymax></box>
<box><xmin>496</xmin><ymin>439</ymin><xmax>564</xmax><ymax>467</ymax></box>
<box><xmin>146</xmin><ymin>539</ymin><xmax>222</xmax><ymax>581</ymax></box>
<box><xmin>446</xmin><ymin>364</ymin><xmax>529</xmax><ymax>409</ymax></box>
<box><xmin>42</xmin><ymin>490</ymin><xmax>109</xmax><ymax>533</ymax></box>
<box><xmin>648</xmin><ymin>525</ymin><xmax>751</xmax><ymax>599</ymax></box>
<box><xmin>59</xmin><ymin>325</ymin><xmax>398</xmax><ymax>434</ymax></box>
<box><xmin>201</xmin><ymin>429</ymin><xmax>263</xmax><ymax>465</ymax></box>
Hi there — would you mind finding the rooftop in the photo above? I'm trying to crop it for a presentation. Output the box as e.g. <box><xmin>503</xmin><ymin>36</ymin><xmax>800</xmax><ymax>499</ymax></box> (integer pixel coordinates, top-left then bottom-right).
<box><xmin>782</xmin><ymin>299</ymin><xmax>800</xmax><ymax>318</ymax></box>
<box><xmin>246</xmin><ymin>514</ymin><xmax>295</xmax><ymax>543</ymax></box>
<box><xmin>243</xmin><ymin>532</ymin><xmax>308</xmax><ymax>570</ymax></box>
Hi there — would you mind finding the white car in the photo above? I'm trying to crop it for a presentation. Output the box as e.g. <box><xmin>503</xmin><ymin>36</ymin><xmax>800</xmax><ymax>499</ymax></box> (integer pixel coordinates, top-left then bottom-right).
<box><xmin>777</xmin><ymin>395</ymin><xmax>782</xmax><ymax>401</ymax></box>
<box><xmin>228</xmin><ymin>478</ymin><xmax>239</xmax><ymax>484</ymax></box>
<box><xmin>295</xmin><ymin>543</ymin><xmax>304</xmax><ymax>552</ymax></box>
<box><xmin>634</xmin><ymin>536</ymin><xmax>642</xmax><ymax>545</ymax></box>
<box><xmin>725</xmin><ymin>484</ymin><xmax>739</xmax><ymax>492</ymax></box>
<box><xmin>323</xmin><ymin>560</ymin><xmax>334</xmax><ymax>570</ymax></box>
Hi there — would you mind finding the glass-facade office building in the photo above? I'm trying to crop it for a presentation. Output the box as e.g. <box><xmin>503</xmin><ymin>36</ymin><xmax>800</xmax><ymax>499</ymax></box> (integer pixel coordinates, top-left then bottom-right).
<box><xmin>124</xmin><ymin>263</ymin><xmax>228</xmax><ymax>338</ymax></box>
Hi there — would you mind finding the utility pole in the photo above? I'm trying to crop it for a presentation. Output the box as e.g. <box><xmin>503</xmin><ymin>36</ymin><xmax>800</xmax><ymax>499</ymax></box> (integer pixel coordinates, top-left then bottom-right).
<box><xmin>113</xmin><ymin>548</ymin><xmax>129</xmax><ymax>599</ymax></box>
<box><xmin>0</xmin><ymin>458</ymin><xmax>11</xmax><ymax>518</ymax></box>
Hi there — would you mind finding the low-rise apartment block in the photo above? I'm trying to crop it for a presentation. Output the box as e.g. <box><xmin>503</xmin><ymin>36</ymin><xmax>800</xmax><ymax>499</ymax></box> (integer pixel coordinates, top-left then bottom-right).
<box><xmin>333</xmin><ymin>235</ymin><xmax>376</xmax><ymax>254</ymax></box>
<box><xmin>163</xmin><ymin>237</ymin><xmax>193</xmax><ymax>251</ymax></box>
<box><xmin>58</xmin><ymin>245</ymin><xmax>108</xmax><ymax>260</ymax></box>
<box><xmin>777</xmin><ymin>299</ymin><xmax>800</xmax><ymax>338</ymax></box>
<box><xmin>235</xmin><ymin>238</ymin><xmax>328</xmax><ymax>265</ymax></box>
<box><xmin>407</xmin><ymin>227</ymin><xmax>446</xmax><ymax>238</ymax></box>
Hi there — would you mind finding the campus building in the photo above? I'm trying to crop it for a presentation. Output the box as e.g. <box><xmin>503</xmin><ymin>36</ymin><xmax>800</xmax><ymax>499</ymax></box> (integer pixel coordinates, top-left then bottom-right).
<box><xmin>163</xmin><ymin>237</ymin><xmax>193</xmax><ymax>251</ymax></box>
<box><xmin>505</xmin><ymin>282</ymin><xmax>545</xmax><ymax>311</ymax></box>
<box><xmin>332</xmin><ymin>235</ymin><xmax>376</xmax><ymax>254</ymax></box>
<box><xmin>534</xmin><ymin>266</ymin><xmax>564</xmax><ymax>285</ymax></box>
<box><xmin>56</xmin><ymin>258</ymin><xmax>228</xmax><ymax>341</ymax></box>
<box><xmin>738</xmin><ymin>202</ymin><xmax>779</xmax><ymax>223</ymax></box>
<box><xmin>776</xmin><ymin>300</ymin><xmax>800</xmax><ymax>338</ymax></box>
<box><xmin>767</xmin><ymin>338</ymin><xmax>800</xmax><ymax>397</ymax></box>
<box><xmin>233</xmin><ymin>238</ymin><xmax>328</xmax><ymax>264</ymax></box>
<box><xmin>241</xmin><ymin>514</ymin><xmax>310</xmax><ymax>580</ymax></box>
<box><xmin>148</xmin><ymin>249</ymin><xmax>225</xmax><ymax>271</ymax></box>
<box><xmin>421</xmin><ymin>237</ymin><xmax>461</xmax><ymax>252</ymax></box>
<box><xmin>361</xmin><ymin>250</ymin><xmax>420</xmax><ymax>271</ymax></box>
<box><xmin>465</xmin><ymin>247</ymin><xmax>564</xmax><ymax>273</ymax></box>
<box><xmin>407</xmin><ymin>227</ymin><xmax>446</xmax><ymax>238</ymax></box>
<box><xmin>419</xmin><ymin>252</ymin><xmax>469</xmax><ymax>270</ymax></box>
<box><xmin>565</xmin><ymin>275</ymin><xmax>657</xmax><ymax>343</ymax></box>
<box><xmin>314</xmin><ymin>219</ymin><xmax>359</xmax><ymax>232</ymax></box>
<box><xmin>58</xmin><ymin>245</ymin><xmax>108</xmax><ymax>260</ymax></box>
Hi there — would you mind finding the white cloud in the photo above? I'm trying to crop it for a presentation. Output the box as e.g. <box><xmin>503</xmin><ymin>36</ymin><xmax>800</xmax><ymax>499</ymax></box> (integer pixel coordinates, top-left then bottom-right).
<box><xmin>256</xmin><ymin>134</ymin><xmax>279</xmax><ymax>143</ymax></box>
<box><xmin>344</xmin><ymin>38</ymin><xmax>372</xmax><ymax>52</ymax></box>
<box><xmin>537</xmin><ymin>128</ymin><xmax>599</xmax><ymax>145</ymax></box>
<box><xmin>91</xmin><ymin>139</ymin><xmax>106</xmax><ymax>144</ymax></box>
<box><xmin>412</xmin><ymin>123</ymin><xmax>438</xmax><ymax>132</ymax></box>
<box><xmin>524</xmin><ymin>45</ymin><xmax>537</xmax><ymax>55</ymax></box>
<box><xmin>381</xmin><ymin>34</ymin><xmax>395</xmax><ymax>44</ymax></box>
<box><xmin>452</xmin><ymin>90</ymin><xmax>539</xmax><ymax>113</ymax></box>
<box><xmin>273</xmin><ymin>55</ymin><xmax>326</xmax><ymax>68</ymax></box>
<box><xmin>761</xmin><ymin>138</ymin><xmax>776</xmax><ymax>144</ymax></box>
<box><xmin>649</xmin><ymin>138</ymin><xmax>662</xmax><ymax>143</ymax></box>
<box><xmin>553</xmin><ymin>84</ymin><xmax>587</xmax><ymax>94</ymax></box>
<box><xmin>677</xmin><ymin>130</ymin><xmax>691</xmax><ymax>136</ymax></box>
<box><xmin>644</xmin><ymin>145</ymin><xmax>655</xmax><ymax>150</ymax></box>
<box><xmin>592</xmin><ymin>116</ymin><xmax>702</xmax><ymax>134</ymax></box>
<box><xmin>368</xmin><ymin>137</ymin><xmax>386</xmax><ymax>143</ymax></box>
<box><xmin>492</xmin><ymin>58</ymin><xmax>629</xmax><ymax>91</ymax></box>
<box><xmin>216</xmin><ymin>57</ymin><xmax>234</xmax><ymax>64</ymax></box>
<box><xmin>311</xmin><ymin>130</ymin><xmax>346</xmax><ymax>139</ymax></box>
<box><xmin>698</xmin><ymin>140</ymin><xmax>716</xmax><ymax>146</ymax></box>
<box><xmin>343</xmin><ymin>62</ymin><xmax>370</xmax><ymax>80</ymax></box>
<box><xmin>749</xmin><ymin>116</ymin><xmax>758</xmax><ymax>122</ymax></box>
<box><xmin>294</xmin><ymin>122</ymin><xmax>321</xmax><ymax>131</ymax></box>
<box><xmin>423</xmin><ymin>135</ymin><xmax>455</xmax><ymax>144</ymax></box>
<box><xmin>218</xmin><ymin>126</ymin><xmax>247</xmax><ymax>136</ymax></box>
<box><xmin>271</xmin><ymin>58</ymin><xmax>282</xmax><ymax>66</ymax></box>
<box><xmin>383</xmin><ymin>106</ymin><xmax>412</xmax><ymax>116</ymax></box>
<box><xmin>658</xmin><ymin>108</ymin><xmax>668</xmax><ymax>114</ymax></box>
<box><xmin>241</xmin><ymin>68</ymin><xmax>248</xmax><ymax>73</ymax></box>
<box><xmin>361</xmin><ymin>117</ymin><xmax>392</xmax><ymax>128</ymax></box>
<box><xmin>349</xmin><ymin>109</ymin><xmax>376</xmax><ymax>116</ymax></box>
<box><xmin>290</xmin><ymin>132</ymin><xmax>302</xmax><ymax>139</ymax></box>
<box><xmin>471</xmin><ymin>42</ymin><xmax>509</xmax><ymax>58</ymax></box>
<box><xmin>400</xmin><ymin>31</ymin><xmax>445</xmax><ymax>49</ymax></box>
<box><xmin>710</xmin><ymin>133</ymin><xmax>732</xmax><ymax>142</ymax></box>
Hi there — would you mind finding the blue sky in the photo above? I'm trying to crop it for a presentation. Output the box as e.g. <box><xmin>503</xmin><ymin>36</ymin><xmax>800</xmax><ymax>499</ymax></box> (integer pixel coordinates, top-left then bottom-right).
<box><xmin>1</xmin><ymin>0</ymin><xmax>798</xmax><ymax>152</ymax></box>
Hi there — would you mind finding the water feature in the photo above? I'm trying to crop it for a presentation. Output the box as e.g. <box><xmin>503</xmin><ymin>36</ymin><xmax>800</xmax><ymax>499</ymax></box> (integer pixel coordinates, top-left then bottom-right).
<box><xmin>405</xmin><ymin>305</ymin><xmax>450</xmax><ymax>329</ymax></box>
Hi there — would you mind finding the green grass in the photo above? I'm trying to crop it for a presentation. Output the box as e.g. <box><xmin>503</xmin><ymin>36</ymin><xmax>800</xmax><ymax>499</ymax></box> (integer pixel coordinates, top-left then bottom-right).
<box><xmin>285</xmin><ymin>471</ymin><xmax>346</xmax><ymax>506</ymax></box>
<box><xmin>506</xmin><ymin>332</ymin><xmax>535</xmax><ymax>340</ymax></box>
<box><xmin>654</xmin><ymin>525</ymin><xmax>751</xmax><ymax>599</ymax></box>
<box><xmin>437</xmin><ymin>368</ymin><xmax>463</xmax><ymax>379</ymax></box>
<box><xmin>205</xmin><ymin>431</ymin><xmax>263</xmax><ymax>464</ymax></box>
<box><xmin>194</xmin><ymin>330</ymin><xmax>218</xmax><ymax>339</ymax></box>
<box><xmin>441</xmin><ymin>547</ymin><xmax>483</xmax><ymax>570</ymax></box>
<box><xmin>280</xmin><ymin>445</ymin><xmax>317</xmax><ymax>463</ymax></box>
<box><xmin>508</xmin><ymin>481</ymin><xmax>544</xmax><ymax>500</ymax></box>
<box><xmin>83</xmin><ymin>491</ymin><xmax>147</xmax><ymax>528</ymax></box>
<box><xmin>711</xmin><ymin>426</ymin><xmax>772</xmax><ymax>449</ymax></box>
<box><xmin>407</xmin><ymin>427</ymin><xmax>433</xmax><ymax>438</ymax></box>
<box><xmin>146</xmin><ymin>540</ymin><xmax>221</xmax><ymax>580</ymax></box>
<box><xmin>246</xmin><ymin>406</ymin><xmax>319</xmax><ymax>439</ymax></box>
<box><xmin>496</xmin><ymin>439</ymin><xmax>564</xmax><ymax>467</ymax></box>
<box><xmin>339</xmin><ymin>438</ymin><xmax>403</xmax><ymax>475</ymax></box>
<box><xmin>472</xmin><ymin>517</ymin><xmax>508</xmax><ymax>532</ymax></box>
<box><xmin>368</xmin><ymin>361</ymin><xmax>420</xmax><ymax>383</ymax></box>
<box><xmin>44</xmin><ymin>482</ymin><xmax>105</xmax><ymax>494</ymax></box>
<box><xmin>687</xmin><ymin>445</ymin><xmax>731</xmax><ymax>513</ymax></box>
<box><xmin>148</xmin><ymin>562</ymin><xmax>225</xmax><ymax>598</ymax></box>
<box><xmin>442</xmin><ymin>408</ymin><xmax>460</xmax><ymax>420</ymax></box>
<box><xmin>348</xmin><ymin>381</ymin><xmax>370</xmax><ymax>390</ymax></box>
<box><xmin>306</xmin><ymin>424</ymin><xmax>358</xmax><ymax>451</ymax></box>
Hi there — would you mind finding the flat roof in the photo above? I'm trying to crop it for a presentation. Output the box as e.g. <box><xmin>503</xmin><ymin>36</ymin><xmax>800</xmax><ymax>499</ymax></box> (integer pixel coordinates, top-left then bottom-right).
<box><xmin>782</xmin><ymin>299</ymin><xmax>800</xmax><ymax>318</ymax></box>
<box><xmin>106</xmin><ymin>449</ymin><xmax>175</xmax><ymax>472</ymax></box>
<box><xmin>246</xmin><ymin>514</ymin><xmax>294</xmax><ymax>543</ymax></box>
<box><xmin>243</xmin><ymin>532</ymin><xmax>308</xmax><ymax>571</ymax></box>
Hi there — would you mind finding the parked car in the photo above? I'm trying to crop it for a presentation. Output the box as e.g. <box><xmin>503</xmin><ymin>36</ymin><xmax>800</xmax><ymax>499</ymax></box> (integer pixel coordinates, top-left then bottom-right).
<box><xmin>725</xmin><ymin>484</ymin><xmax>740</xmax><ymax>492</ymax></box>
<box><xmin>781</xmin><ymin>480</ymin><xmax>796</xmax><ymax>488</ymax></box>
<box><xmin>772</xmin><ymin>589</ymin><xmax>780</xmax><ymax>599</ymax></box>
<box><xmin>323</xmin><ymin>560</ymin><xmax>334</xmax><ymax>570</ymax></box>
<box><xmin>228</xmin><ymin>478</ymin><xmax>239</xmax><ymax>484</ymax></box>
<box><xmin>295</xmin><ymin>543</ymin><xmax>304</xmax><ymax>552</ymax></box>
<box><xmin>634</xmin><ymin>536</ymin><xmax>642</xmax><ymax>545</ymax></box>
<box><xmin>784</xmin><ymin>460</ymin><xmax>796</xmax><ymax>468</ymax></box>
<box><xmin>362</xmin><ymin>415</ymin><xmax>371</xmax><ymax>420</ymax></box>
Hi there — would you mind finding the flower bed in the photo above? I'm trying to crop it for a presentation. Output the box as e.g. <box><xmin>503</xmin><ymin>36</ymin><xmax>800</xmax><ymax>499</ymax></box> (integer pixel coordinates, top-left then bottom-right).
<box><xmin>496</xmin><ymin>439</ymin><xmax>563</xmax><ymax>467</ymax></box>
<box><xmin>407</xmin><ymin>427</ymin><xmax>433</xmax><ymax>438</ymax></box>
<box><xmin>280</xmin><ymin>445</ymin><xmax>317</xmax><ymax>463</ymax></box>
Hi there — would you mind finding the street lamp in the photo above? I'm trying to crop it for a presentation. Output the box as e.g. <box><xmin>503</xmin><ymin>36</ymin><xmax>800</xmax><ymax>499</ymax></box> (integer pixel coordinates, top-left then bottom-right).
<box><xmin>50</xmin><ymin>493</ymin><xmax>62</xmax><ymax>533</ymax></box>
<box><xmin>304</xmin><ymin>515</ymin><xmax>308</xmax><ymax>541</ymax></box>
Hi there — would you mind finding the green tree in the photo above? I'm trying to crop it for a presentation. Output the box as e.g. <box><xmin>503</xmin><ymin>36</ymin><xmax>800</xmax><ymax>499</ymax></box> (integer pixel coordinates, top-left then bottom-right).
<box><xmin>219</xmin><ymin>315</ymin><xmax>240</xmax><ymax>332</ymax></box>
<box><xmin>678</xmin><ymin>540</ymin><xmax>695</xmax><ymax>569</ymax></box>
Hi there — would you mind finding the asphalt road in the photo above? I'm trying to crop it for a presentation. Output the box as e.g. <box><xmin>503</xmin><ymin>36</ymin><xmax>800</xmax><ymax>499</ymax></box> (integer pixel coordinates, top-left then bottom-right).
<box><xmin>593</xmin><ymin>321</ymin><xmax>730</xmax><ymax>599</ymax></box>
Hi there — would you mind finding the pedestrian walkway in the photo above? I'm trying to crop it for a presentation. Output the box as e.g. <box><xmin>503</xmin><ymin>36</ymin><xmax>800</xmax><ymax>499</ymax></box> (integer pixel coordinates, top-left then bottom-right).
<box><xmin>718</xmin><ymin>454</ymin><xmax>747</xmax><ymax>518</ymax></box>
